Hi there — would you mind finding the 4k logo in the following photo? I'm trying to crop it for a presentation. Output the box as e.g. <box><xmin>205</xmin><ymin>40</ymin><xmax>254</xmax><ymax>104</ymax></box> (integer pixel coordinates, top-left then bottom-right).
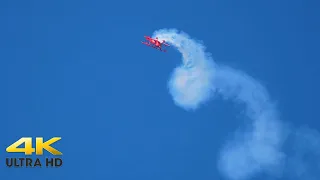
<box><xmin>6</xmin><ymin>137</ymin><xmax>63</xmax><ymax>168</ymax></box>
<box><xmin>6</xmin><ymin>137</ymin><xmax>62</xmax><ymax>155</ymax></box>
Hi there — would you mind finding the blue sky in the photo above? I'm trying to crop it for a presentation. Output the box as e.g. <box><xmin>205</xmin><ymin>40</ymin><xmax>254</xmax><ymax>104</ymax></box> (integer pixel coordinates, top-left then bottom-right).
<box><xmin>1</xmin><ymin>0</ymin><xmax>319</xmax><ymax>180</ymax></box>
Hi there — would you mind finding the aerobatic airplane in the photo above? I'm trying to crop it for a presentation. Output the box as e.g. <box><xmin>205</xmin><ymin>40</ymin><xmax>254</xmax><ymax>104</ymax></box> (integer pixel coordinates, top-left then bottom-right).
<box><xmin>141</xmin><ymin>36</ymin><xmax>170</xmax><ymax>52</ymax></box>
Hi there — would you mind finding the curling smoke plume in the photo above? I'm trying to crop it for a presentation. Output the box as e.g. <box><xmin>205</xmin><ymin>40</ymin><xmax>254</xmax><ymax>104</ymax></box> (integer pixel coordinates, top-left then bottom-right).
<box><xmin>152</xmin><ymin>29</ymin><xmax>320</xmax><ymax>180</ymax></box>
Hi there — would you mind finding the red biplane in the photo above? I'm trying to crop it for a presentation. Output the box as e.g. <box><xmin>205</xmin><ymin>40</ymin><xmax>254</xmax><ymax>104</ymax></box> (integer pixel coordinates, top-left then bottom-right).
<box><xmin>141</xmin><ymin>36</ymin><xmax>170</xmax><ymax>52</ymax></box>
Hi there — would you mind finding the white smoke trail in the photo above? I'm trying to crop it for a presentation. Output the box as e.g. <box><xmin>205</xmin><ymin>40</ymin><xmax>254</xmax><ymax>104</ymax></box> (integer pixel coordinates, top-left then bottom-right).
<box><xmin>152</xmin><ymin>29</ymin><xmax>320</xmax><ymax>180</ymax></box>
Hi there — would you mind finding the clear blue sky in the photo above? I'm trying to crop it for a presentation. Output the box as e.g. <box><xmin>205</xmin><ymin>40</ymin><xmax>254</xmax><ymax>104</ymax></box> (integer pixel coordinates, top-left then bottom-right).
<box><xmin>1</xmin><ymin>0</ymin><xmax>319</xmax><ymax>180</ymax></box>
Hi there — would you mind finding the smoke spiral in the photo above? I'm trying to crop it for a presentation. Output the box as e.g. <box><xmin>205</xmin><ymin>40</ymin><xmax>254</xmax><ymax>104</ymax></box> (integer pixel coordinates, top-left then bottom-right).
<box><xmin>152</xmin><ymin>29</ymin><xmax>320</xmax><ymax>180</ymax></box>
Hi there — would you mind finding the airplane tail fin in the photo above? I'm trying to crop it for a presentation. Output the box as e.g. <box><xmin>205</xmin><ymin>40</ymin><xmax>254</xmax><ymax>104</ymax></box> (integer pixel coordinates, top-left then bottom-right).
<box><xmin>160</xmin><ymin>40</ymin><xmax>169</xmax><ymax>46</ymax></box>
